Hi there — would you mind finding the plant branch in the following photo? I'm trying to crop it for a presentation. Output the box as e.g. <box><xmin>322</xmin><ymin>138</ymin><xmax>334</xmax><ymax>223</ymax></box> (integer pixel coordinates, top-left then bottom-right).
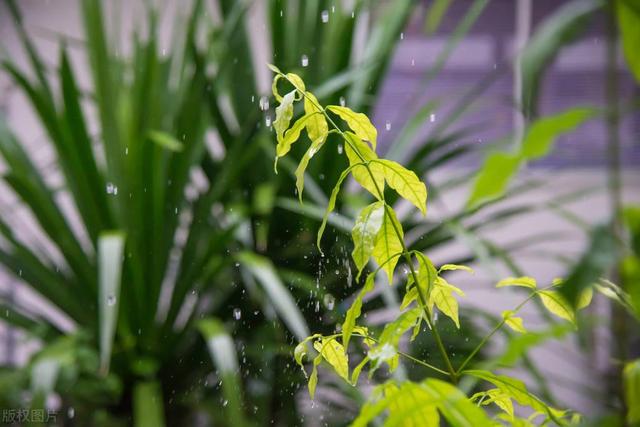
<box><xmin>279</xmin><ymin>72</ymin><xmax>458</xmax><ymax>383</ymax></box>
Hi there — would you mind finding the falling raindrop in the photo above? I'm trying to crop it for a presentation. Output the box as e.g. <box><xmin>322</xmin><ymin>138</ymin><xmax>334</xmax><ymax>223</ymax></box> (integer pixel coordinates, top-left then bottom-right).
<box><xmin>351</xmin><ymin>11</ymin><xmax>355</xmax><ymax>18</ymax></box>
<box><xmin>331</xmin><ymin>5</ymin><xmax>335</xmax><ymax>13</ymax></box>
<box><xmin>222</xmin><ymin>400</ymin><xmax>228</xmax><ymax>407</ymax></box>
<box><xmin>337</xmin><ymin>144</ymin><xmax>343</xmax><ymax>154</ymax></box>
<box><xmin>400</xmin><ymin>32</ymin><xmax>404</xmax><ymax>40</ymax></box>
<box><xmin>323</xmin><ymin>294</ymin><xmax>335</xmax><ymax>310</ymax></box>
<box><xmin>233</xmin><ymin>308</ymin><xmax>242</xmax><ymax>320</ymax></box>
<box><xmin>411</xmin><ymin>58</ymin><xmax>415</xmax><ymax>67</ymax></box>
<box><xmin>259</xmin><ymin>96</ymin><xmax>269</xmax><ymax>111</ymax></box>
<box><xmin>301</xmin><ymin>55</ymin><xmax>309</xmax><ymax>67</ymax></box>
<box><xmin>67</xmin><ymin>407</ymin><xmax>75</xmax><ymax>419</ymax></box>
<box><xmin>265</xmin><ymin>116</ymin><xmax>272</xmax><ymax>127</ymax></box>
<box><xmin>385</xmin><ymin>121</ymin><xmax>391</xmax><ymax>131</ymax></box>
<box><xmin>429</xmin><ymin>113</ymin><xmax>436</xmax><ymax>122</ymax></box>
<box><xmin>339</xmin><ymin>96</ymin><xmax>346</xmax><ymax>107</ymax></box>
<box><xmin>107</xmin><ymin>295</ymin><xmax>116</xmax><ymax>306</ymax></box>
<box><xmin>321</xmin><ymin>10</ymin><xmax>329</xmax><ymax>23</ymax></box>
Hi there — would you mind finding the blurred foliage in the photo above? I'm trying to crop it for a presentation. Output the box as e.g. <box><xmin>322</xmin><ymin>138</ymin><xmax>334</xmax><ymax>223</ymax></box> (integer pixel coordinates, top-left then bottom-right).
<box><xmin>0</xmin><ymin>0</ymin><xmax>637</xmax><ymax>425</ymax></box>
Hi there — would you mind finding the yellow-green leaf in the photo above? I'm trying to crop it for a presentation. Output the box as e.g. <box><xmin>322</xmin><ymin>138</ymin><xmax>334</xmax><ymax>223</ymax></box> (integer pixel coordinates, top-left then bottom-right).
<box><xmin>577</xmin><ymin>288</ymin><xmax>593</xmax><ymax>310</ymax></box>
<box><xmin>496</xmin><ymin>276</ymin><xmax>537</xmax><ymax>289</ymax></box>
<box><xmin>372</xmin><ymin>159</ymin><xmax>428</xmax><ymax>215</ymax></box>
<box><xmin>351</xmin><ymin>202</ymin><xmax>385</xmax><ymax>278</ymax></box>
<box><xmin>439</xmin><ymin>264</ymin><xmax>473</xmax><ymax>274</ymax></box>
<box><xmin>372</xmin><ymin>207</ymin><xmax>403</xmax><ymax>285</ymax></box>
<box><xmin>351</xmin><ymin>356</ymin><xmax>370</xmax><ymax>386</ymax></box>
<box><xmin>273</xmin><ymin>90</ymin><xmax>295</xmax><ymax>143</ymax></box>
<box><xmin>400</xmin><ymin>286</ymin><xmax>418</xmax><ymax>310</ymax></box>
<box><xmin>303</xmin><ymin>92</ymin><xmax>328</xmax><ymax>143</ymax></box>
<box><xmin>275</xmin><ymin>113</ymin><xmax>317</xmax><ymax>168</ymax></box>
<box><xmin>624</xmin><ymin>359</ymin><xmax>640</xmax><ymax>423</ymax></box>
<box><xmin>314</xmin><ymin>337</ymin><xmax>349</xmax><ymax>381</ymax></box>
<box><xmin>327</xmin><ymin>105</ymin><xmax>377</xmax><ymax>150</ymax></box>
<box><xmin>538</xmin><ymin>290</ymin><xmax>575</xmax><ymax>324</ymax></box>
<box><xmin>502</xmin><ymin>310</ymin><xmax>527</xmax><ymax>334</ymax></box>
<box><xmin>430</xmin><ymin>278</ymin><xmax>462</xmax><ymax>328</ymax></box>
<box><xmin>308</xmin><ymin>354</ymin><xmax>322</xmax><ymax>399</ymax></box>
<box><xmin>342</xmin><ymin>273</ymin><xmax>376</xmax><ymax>348</ymax></box>
<box><xmin>415</xmin><ymin>252</ymin><xmax>437</xmax><ymax>304</ymax></box>
<box><xmin>271</xmin><ymin>71</ymin><xmax>305</xmax><ymax>102</ymax></box>
<box><xmin>295</xmin><ymin>135</ymin><xmax>327</xmax><ymax>201</ymax></box>
<box><xmin>344</xmin><ymin>132</ymin><xmax>385</xmax><ymax>199</ymax></box>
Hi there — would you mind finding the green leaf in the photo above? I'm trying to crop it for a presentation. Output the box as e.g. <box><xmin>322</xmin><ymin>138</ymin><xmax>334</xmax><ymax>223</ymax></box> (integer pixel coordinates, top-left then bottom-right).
<box><xmin>496</xmin><ymin>276</ymin><xmax>537</xmax><ymax>289</ymax></box>
<box><xmin>237</xmin><ymin>252</ymin><xmax>310</xmax><ymax>341</ymax></box>
<box><xmin>197</xmin><ymin>318</ymin><xmax>248</xmax><ymax>427</ymax></box>
<box><xmin>314</xmin><ymin>337</ymin><xmax>349</xmax><ymax>382</ymax></box>
<box><xmin>421</xmin><ymin>379</ymin><xmax>493</xmax><ymax>427</ymax></box>
<box><xmin>293</xmin><ymin>334</ymin><xmax>320</xmax><ymax>373</ymax></box>
<box><xmin>538</xmin><ymin>290</ymin><xmax>576</xmax><ymax>324</ymax></box>
<box><xmin>351</xmin><ymin>202</ymin><xmax>385</xmax><ymax>277</ymax></box>
<box><xmin>467</xmin><ymin>152</ymin><xmax>522</xmax><ymax>208</ymax></box>
<box><xmin>521</xmin><ymin>107</ymin><xmax>596</xmax><ymax>160</ymax></box>
<box><xmin>384</xmin><ymin>382</ymin><xmax>440</xmax><ymax>427</ymax></box>
<box><xmin>372</xmin><ymin>207</ymin><xmax>404</xmax><ymax>284</ymax></box>
<box><xmin>424</xmin><ymin>0</ymin><xmax>452</xmax><ymax>34</ymax></box>
<box><xmin>618</xmin><ymin>0</ymin><xmax>640</xmax><ymax>82</ymax></box>
<box><xmin>98</xmin><ymin>232</ymin><xmax>125</xmax><ymax>375</ymax></box>
<box><xmin>519</xmin><ymin>0</ymin><xmax>603</xmax><ymax>117</ymax></box>
<box><xmin>147</xmin><ymin>130</ymin><xmax>184</xmax><ymax>152</ymax></box>
<box><xmin>273</xmin><ymin>90</ymin><xmax>296</xmax><ymax>143</ymax></box>
<box><xmin>271</xmin><ymin>71</ymin><xmax>306</xmax><ymax>101</ymax></box>
<box><xmin>624</xmin><ymin>359</ymin><xmax>640</xmax><ymax>423</ymax></box>
<box><xmin>559</xmin><ymin>225</ymin><xmax>617</xmax><ymax>308</ymax></box>
<box><xmin>372</xmin><ymin>159</ymin><xmax>428</xmax><ymax>215</ymax></box>
<box><xmin>502</xmin><ymin>310</ymin><xmax>527</xmax><ymax>334</ymax></box>
<box><xmin>133</xmin><ymin>381</ymin><xmax>166</xmax><ymax>427</ymax></box>
<box><xmin>343</xmin><ymin>272</ymin><xmax>376</xmax><ymax>348</ymax></box>
<box><xmin>327</xmin><ymin>105</ymin><xmax>377</xmax><ymax>150</ymax></box>
<box><xmin>344</xmin><ymin>132</ymin><xmax>385</xmax><ymax>199</ymax></box>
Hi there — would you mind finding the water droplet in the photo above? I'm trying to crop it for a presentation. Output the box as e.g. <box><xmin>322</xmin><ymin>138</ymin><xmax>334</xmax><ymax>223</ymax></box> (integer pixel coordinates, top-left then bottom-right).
<box><xmin>411</xmin><ymin>58</ymin><xmax>415</xmax><ymax>67</ymax></box>
<box><xmin>323</xmin><ymin>294</ymin><xmax>335</xmax><ymax>310</ymax></box>
<box><xmin>251</xmin><ymin>95</ymin><xmax>255</xmax><ymax>103</ymax></box>
<box><xmin>106</xmin><ymin>182</ymin><xmax>118</xmax><ymax>195</ymax></box>
<box><xmin>429</xmin><ymin>113</ymin><xmax>436</xmax><ymax>122</ymax></box>
<box><xmin>351</xmin><ymin>11</ymin><xmax>355</xmax><ymax>18</ymax></box>
<box><xmin>259</xmin><ymin>96</ymin><xmax>269</xmax><ymax>111</ymax></box>
<box><xmin>321</xmin><ymin>10</ymin><xmax>329</xmax><ymax>23</ymax></box>
<box><xmin>337</xmin><ymin>144</ymin><xmax>343</xmax><ymax>154</ymax></box>
<box><xmin>107</xmin><ymin>295</ymin><xmax>116</xmax><ymax>306</ymax></box>
<box><xmin>233</xmin><ymin>308</ymin><xmax>242</xmax><ymax>320</ymax></box>
<box><xmin>385</xmin><ymin>121</ymin><xmax>391</xmax><ymax>131</ymax></box>
<box><xmin>301</xmin><ymin>55</ymin><xmax>309</xmax><ymax>67</ymax></box>
<box><xmin>222</xmin><ymin>399</ymin><xmax>228</xmax><ymax>407</ymax></box>
<box><xmin>265</xmin><ymin>115</ymin><xmax>272</xmax><ymax>127</ymax></box>
<box><xmin>331</xmin><ymin>5</ymin><xmax>335</xmax><ymax>13</ymax></box>
<box><xmin>400</xmin><ymin>32</ymin><xmax>404</xmax><ymax>40</ymax></box>
<box><xmin>67</xmin><ymin>407</ymin><xmax>75</xmax><ymax>419</ymax></box>
<box><xmin>339</xmin><ymin>96</ymin><xmax>346</xmax><ymax>107</ymax></box>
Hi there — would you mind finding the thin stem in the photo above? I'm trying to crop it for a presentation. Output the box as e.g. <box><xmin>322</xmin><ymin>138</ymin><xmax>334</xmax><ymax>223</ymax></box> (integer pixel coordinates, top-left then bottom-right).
<box><xmin>280</xmin><ymin>73</ymin><xmax>458</xmax><ymax>383</ymax></box>
<box><xmin>456</xmin><ymin>285</ymin><xmax>555</xmax><ymax>374</ymax></box>
<box><xmin>321</xmin><ymin>332</ymin><xmax>450</xmax><ymax>376</ymax></box>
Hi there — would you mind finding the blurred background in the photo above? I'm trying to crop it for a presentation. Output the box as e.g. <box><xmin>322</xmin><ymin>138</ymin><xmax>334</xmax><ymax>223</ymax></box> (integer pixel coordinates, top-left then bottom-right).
<box><xmin>0</xmin><ymin>0</ymin><xmax>639</xmax><ymax>425</ymax></box>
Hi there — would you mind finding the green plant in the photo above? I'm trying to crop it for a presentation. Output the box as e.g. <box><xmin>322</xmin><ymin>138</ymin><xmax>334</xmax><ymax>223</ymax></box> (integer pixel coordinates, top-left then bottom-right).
<box><xmin>270</xmin><ymin>67</ymin><xmax>597</xmax><ymax>426</ymax></box>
